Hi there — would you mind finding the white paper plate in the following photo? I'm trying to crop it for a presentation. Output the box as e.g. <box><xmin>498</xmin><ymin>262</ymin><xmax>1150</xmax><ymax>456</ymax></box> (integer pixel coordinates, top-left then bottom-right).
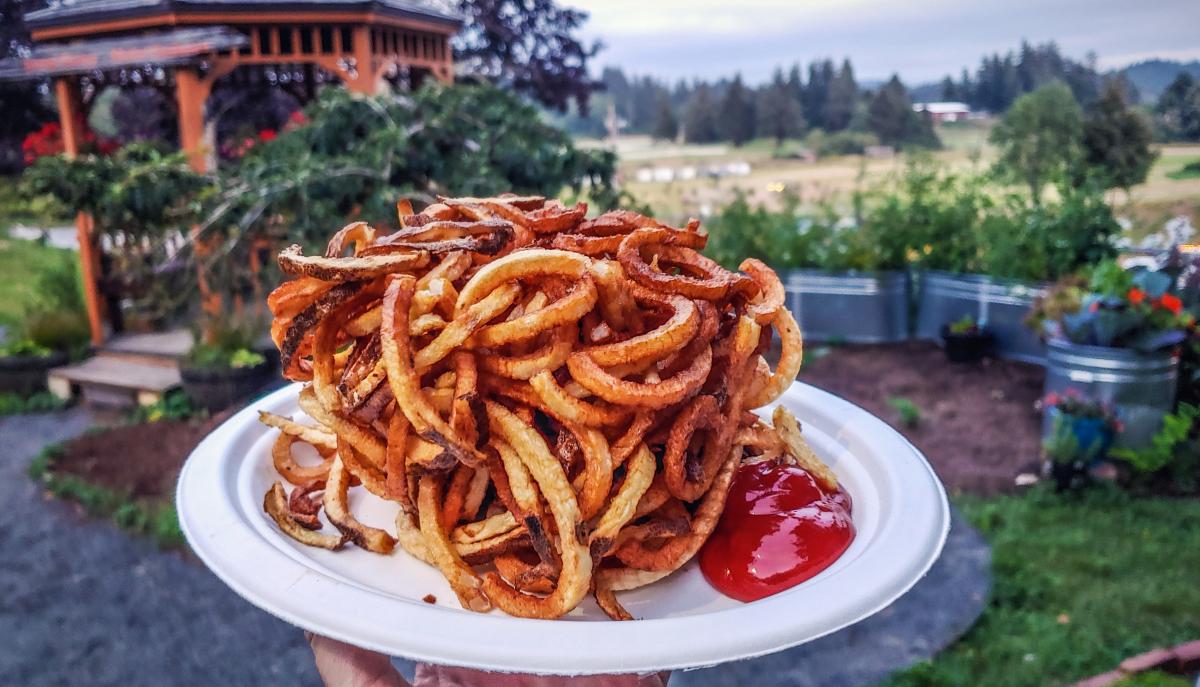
<box><xmin>178</xmin><ymin>381</ymin><xmax>949</xmax><ymax>675</ymax></box>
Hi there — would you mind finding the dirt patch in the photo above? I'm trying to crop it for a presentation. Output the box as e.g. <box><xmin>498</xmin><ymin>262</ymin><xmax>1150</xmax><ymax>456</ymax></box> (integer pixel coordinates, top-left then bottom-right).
<box><xmin>52</xmin><ymin>411</ymin><xmax>232</xmax><ymax>500</ymax></box>
<box><xmin>799</xmin><ymin>341</ymin><xmax>1045</xmax><ymax>494</ymax></box>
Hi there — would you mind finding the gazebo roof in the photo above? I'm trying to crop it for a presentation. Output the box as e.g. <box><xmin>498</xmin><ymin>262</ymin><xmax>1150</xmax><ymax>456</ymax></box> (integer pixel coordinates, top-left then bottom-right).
<box><xmin>26</xmin><ymin>0</ymin><xmax>461</xmax><ymax>32</ymax></box>
<box><xmin>0</xmin><ymin>26</ymin><xmax>248</xmax><ymax>79</ymax></box>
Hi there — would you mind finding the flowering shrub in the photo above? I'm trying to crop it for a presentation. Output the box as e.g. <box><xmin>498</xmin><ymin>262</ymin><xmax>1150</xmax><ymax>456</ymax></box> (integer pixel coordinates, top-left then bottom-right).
<box><xmin>1051</xmin><ymin>260</ymin><xmax>1195</xmax><ymax>351</ymax></box>
<box><xmin>1042</xmin><ymin>389</ymin><xmax>1123</xmax><ymax>434</ymax></box>
<box><xmin>21</xmin><ymin>120</ymin><xmax>119</xmax><ymax>165</ymax></box>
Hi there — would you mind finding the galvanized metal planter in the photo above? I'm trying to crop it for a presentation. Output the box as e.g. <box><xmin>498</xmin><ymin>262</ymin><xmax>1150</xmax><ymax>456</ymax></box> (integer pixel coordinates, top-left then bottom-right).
<box><xmin>784</xmin><ymin>269</ymin><xmax>909</xmax><ymax>343</ymax></box>
<box><xmin>1043</xmin><ymin>339</ymin><xmax>1179</xmax><ymax>449</ymax></box>
<box><xmin>915</xmin><ymin>271</ymin><xmax>1046</xmax><ymax>364</ymax></box>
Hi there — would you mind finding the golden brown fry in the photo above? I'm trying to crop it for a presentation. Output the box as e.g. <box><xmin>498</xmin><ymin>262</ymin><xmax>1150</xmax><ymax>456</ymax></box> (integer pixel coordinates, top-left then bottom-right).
<box><xmin>270</xmin><ymin>433</ymin><xmax>334</xmax><ymax>485</ymax></box>
<box><xmin>278</xmin><ymin>243</ymin><xmax>429</xmax><ymax>282</ymax></box>
<box><xmin>747</xmin><ymin>306</ymin><xmax>803</xmax><ymax>408</ymax></box>
<box><xmin>417</xmin><ymin>475</ymin><xmax>491</xmax><ymax>612</ymax></box>
<box><xmin>263</xmin><ymin>482</ymin><xmax>346</xmax><ymax>550</ymax></box>
<box><xmin>323</xmin><ymin>455</ymin><xmax>395</xmax><ymax>553</ymax></box>
<box><xmin>589</xmin><ymin>444</ymin><xmax>656</xmax><ymax>559</ymax></box>
<box><xmin>772</xmin><ymin>406</ymin><xmax>838</xmax><ymax>491</ymax></box>
<box><xmin>259</xmin><ymin>411</ymin><xmax>338</xmax><ymax>451</ymax></box>
<box><xmin>482</xmin><ymin>402</ymin><xmax>591</xmax><ymax>619</ymax></box>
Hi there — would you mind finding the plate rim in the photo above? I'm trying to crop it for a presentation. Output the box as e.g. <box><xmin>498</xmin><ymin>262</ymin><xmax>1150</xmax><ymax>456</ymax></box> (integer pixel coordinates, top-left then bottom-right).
<box><xmin>177</xmin><ymin>381</ymin><xmax>950</xmax><ymax>675</ymax></box>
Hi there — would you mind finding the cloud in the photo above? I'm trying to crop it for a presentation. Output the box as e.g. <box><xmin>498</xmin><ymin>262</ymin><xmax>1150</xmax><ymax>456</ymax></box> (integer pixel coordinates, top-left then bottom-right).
<box><xmin>571</xmin><ymin>0</ymin><xmax>1200</xmax><ymax>84</ymax></box>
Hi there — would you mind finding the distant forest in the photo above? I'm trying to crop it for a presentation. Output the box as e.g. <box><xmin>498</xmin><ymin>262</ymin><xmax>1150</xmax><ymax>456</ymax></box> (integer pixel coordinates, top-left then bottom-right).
<box><xmin>557</xmin><ymin>40</ymin><xmax>1199</xmax><ymax>149</ymax></box>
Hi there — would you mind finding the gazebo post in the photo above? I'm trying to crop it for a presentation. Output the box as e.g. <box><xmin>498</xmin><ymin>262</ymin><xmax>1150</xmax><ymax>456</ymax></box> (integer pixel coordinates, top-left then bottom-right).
<box><xmin>174</xmin><ymin>68</ymin><xmax>212</xmax><ymax>173</ymax></box>
<box><xmin>53</xmin><ymin>76</ymin><xmax>107</xmax><ymax>346</ymax></box>
<box><xmin>173</xmin><ymin>66</ymin><xmax>223</xmax><ymax>331</ymax></box>
<box><xmin>346</xmin><ymin>25</ymin><xmax>377</xmax><ymax>94</ymax></box>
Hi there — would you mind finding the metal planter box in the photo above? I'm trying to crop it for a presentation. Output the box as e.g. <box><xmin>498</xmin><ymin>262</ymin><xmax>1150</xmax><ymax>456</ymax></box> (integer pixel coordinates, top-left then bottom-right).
<box><xmin>915</xmin><ymin>271</ymin><xmax>1046</xmax><ymax>364</ymax></box>
<box><xmin>784</xmin><ymin>269</ymin><xmax>909</xmax><ymax>343</ymax></box>
<box><xmin>1043</xmin><ymin>339</ymin><xmax>1179</xmax><ymax>449</ymax></box>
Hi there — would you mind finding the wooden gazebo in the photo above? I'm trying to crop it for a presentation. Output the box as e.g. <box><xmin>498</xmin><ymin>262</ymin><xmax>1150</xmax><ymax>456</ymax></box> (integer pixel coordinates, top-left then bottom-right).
<box><xmin>3</xmin><ymin>0</ymin><xmax>460</xmax><ymax>345</ymax></box>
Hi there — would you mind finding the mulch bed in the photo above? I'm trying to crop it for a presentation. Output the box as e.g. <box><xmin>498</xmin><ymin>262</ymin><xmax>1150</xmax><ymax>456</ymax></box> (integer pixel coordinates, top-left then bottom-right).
<box><xmin>800</xmin><ymin>340</ymin><xmax>1046</xmax><ymax>494</ymax></box>
<box><xmin>51</xmin><ymin>411</ymin><xmax>232</xmax><ymax>501</ymax></box>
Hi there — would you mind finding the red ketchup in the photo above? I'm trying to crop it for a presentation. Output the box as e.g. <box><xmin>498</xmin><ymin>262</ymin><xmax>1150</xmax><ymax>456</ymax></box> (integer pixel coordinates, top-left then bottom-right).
<box><xmin>700</xmin><ymin>460</ymin><xmax>855</xmax><ymax>602</ymax></box>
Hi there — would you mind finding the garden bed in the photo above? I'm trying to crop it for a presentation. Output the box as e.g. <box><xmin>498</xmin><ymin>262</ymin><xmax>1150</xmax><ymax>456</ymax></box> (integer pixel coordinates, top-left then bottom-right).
<box><xmin>49</xmin><ymin>419</ymin><xmax>211</xmax><ymax>500</ymax></box>
<box><xmin>800</xmin><ymin>340</ymin><xmax>1046</xmax><ymax>493</ymax></box>
<box><xmin>31</xmin><ymin>404</ymin><xmax>233</xmax><ymax>549</ymax></box>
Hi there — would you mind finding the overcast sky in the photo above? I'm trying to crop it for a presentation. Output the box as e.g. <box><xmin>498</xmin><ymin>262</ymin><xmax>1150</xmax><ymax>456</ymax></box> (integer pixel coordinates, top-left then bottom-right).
<box><xmin>571</xmin><ymin>0</ymin><xmax>1200</xmax><ymax>85</ymax></box>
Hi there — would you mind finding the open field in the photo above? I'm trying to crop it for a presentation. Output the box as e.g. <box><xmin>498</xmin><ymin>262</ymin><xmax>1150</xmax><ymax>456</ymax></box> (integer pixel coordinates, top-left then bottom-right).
<box><xmin>593</xmin><ymin>124</ymin><xmax>1200</xmax><ymax>237</ymax></box>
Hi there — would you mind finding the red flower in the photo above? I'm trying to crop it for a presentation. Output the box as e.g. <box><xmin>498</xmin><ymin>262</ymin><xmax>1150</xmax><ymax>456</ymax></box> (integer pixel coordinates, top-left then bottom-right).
<box><xmin>1127</xmin><ymin>288</ymin><xmax>1146</xmax><ymax>305</ymax></box>
<box><xmin>258</xmin><ymin>129</ymin><xmax>277</xmax><ymax>142</ymax></box>
<box><xmin>1155</xmin><ymin>294</ymin><xmax>1183</xmax><ymax>315</ymax></box>
<box><xmin>1089</xmin><ymin>301</ymin><xmax>1099</xmax><ymax>313</ymax></box>
<box><xmin>1044</xmin><ymin>392</ymin><xmax>1061</xmax><ymax>407</ymax></box>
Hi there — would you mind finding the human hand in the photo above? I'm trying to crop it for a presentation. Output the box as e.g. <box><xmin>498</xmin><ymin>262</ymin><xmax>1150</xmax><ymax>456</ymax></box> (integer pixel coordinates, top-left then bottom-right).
<box><xmin>307</xmin><ymin>632</ymin><xmax>670</xmax><ymax>687</ymax></box>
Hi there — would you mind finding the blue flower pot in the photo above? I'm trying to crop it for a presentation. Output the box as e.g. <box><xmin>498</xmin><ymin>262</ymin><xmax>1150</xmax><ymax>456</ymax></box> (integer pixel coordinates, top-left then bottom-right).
<box><xmin>1047</xmin><ymin>408</ymin><xmax>1114</xmax><ymax>459</ymax></box>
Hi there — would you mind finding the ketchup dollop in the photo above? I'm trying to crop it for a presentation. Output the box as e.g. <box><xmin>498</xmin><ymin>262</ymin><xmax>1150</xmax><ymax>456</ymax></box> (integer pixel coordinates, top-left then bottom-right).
<box><xmin>700</xmin><ymin>460</ymin><xmax>855</xmax><ymax>602</ymax></box>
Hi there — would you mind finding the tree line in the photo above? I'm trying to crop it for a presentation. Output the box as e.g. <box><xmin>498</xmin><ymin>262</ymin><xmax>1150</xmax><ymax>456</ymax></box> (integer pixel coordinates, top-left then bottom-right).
<box><xmin>566</xmin><ymin>59</ymin><xmax>940</xmax><ymax>150</ymax></box>
<box><xmin>562</xmin><ymin>39</ymin><xmax>1200</xmax><ymax>149</ymax></box>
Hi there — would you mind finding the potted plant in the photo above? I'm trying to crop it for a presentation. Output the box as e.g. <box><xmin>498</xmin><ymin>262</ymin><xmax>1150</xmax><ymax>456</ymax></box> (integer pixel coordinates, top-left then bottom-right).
<box><xmin>179</xmin><ymin>315</ymin><xmax>272</xmax><ymax>412</ymax></box>
<box><xmin>915</xmin><ymin>178</ymin><xmax>1120</xmax><ymax>364</ymax></box>
<box><xmin>0</xmin><ymin>258</ymin><xmax>92</xmax><ymax>396</ymax></box>
<box><xmin>941</xmin><ymin>314</ymin><xmax>994</xmax><ymax>363</ymax></box>
<box><xmin>1042</xmin><ymin>395</ymin><xmax>1119</xmax><ymax>492</ymax></box>
<box><xmin>1042</xmin><ymin>260</ymin><xmax>1192</xmax><ymax>448</ymax></box>
<box><xmin>0</xmin><ymin>339</ymin><xmax>67</xmax><ymax>396</ymax></box>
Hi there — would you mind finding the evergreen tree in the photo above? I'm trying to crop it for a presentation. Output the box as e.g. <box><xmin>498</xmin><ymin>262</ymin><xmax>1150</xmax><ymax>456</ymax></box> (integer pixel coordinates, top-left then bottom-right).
<box><xmin>1156</xmin><ymin>73</ymin><xmax>1200</xmax><ymax>141</ymax></box>
<box><xmin>601</xmin><ymin>67</ymin><xmax>631</xmax><ymax>119</ymax></box>
<box><xmin>651</xmin><ymin>90</ymin><xmax>678</xmax><ymax>141</ymax></box>
<box><xmin>670</xmin><ymin>79</ymin><xmax>691</xmax><ymax>109</ymax></box>
<box><xmin>786</xmin><ymin>64</ymin><xmax>805</xmax><ymax>111</ymax></box>
<box><xmin>1081</xmin><ymin>78</ymin><xmax>1157</xmax><ymax>190</ymax></box>
<box><xmin>990</xmin><ymin>82</ymin><xmax>1083</xmax><ymax>203</ymax></box>
<box><xmin>683</xmin><ymin>85</ymin><xmax>720</xmax><ymax>143</ymax></box>
<box><xmin>717</xmin><ymin>74</ymin><xmax>755</xmax><ymax>146</ymax></box>
<box><xmin>941</xmin><ymin>76</ymin><xmax>958</xmax><ymax>101</ymax></box>
<box><xmin>824</xmin><ymin>58</ymin><xmax>858</xmax><ymax>132</ymax></box>
<box><xmin>756</xmin><ymin>68</ymin><xmax>805</xmax><ymax>144</ymax></box>
<box><xmin>867</xmin><ymin>76</ymin><xmax>941</xmax><ymax>149</ymax></box>
<box><xmin>628</xmin><ymin>77</ymin><xmax>659</xmax><ymax>132</ymax></box>
<box><xmin>804</xmin><ymin>60</ymin><xmax>834</xmax><ymax>129</ymax></box>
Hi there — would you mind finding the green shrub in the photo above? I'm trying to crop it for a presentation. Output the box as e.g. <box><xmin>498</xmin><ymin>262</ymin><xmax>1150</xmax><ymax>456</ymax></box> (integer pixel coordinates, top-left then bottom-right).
<box><xmin>24</xmin><ymin>310</ymin><xmax>90</xmax><ymax>356</ymax></box>
<box><xmin>1111</xmin><ymin>403</ymin><xmax>1200</xmax><ymax>493</ymax></box>
<box><xmin>887</xmin><ymin>396</ymin><xmax>922</xmax><ymax>428</ymax></box>
<box><xmin>812</xmin><ymin>129</ymin><xmax>880</xmax><ymax>156</ymax></box>
<box><xmin>0</xmin><ymin>391</ymin><xmax>67</xmax><ymax>417</ymax></box>
<box><xmin>129</xmin><ymin>390</ymin><xmax>204</xmax><ymax>423</ymax></box>
<box><xmin>0</xmin><ymin>339</ymin><xmax>52</xmax><ymax>357</ymax></box>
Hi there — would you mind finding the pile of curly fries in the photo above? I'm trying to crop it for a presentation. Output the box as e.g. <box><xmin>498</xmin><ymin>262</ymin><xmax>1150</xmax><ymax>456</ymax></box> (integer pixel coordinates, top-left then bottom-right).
<box><xmin>260</xmin><ymin>195</ymin><xmax>830</xmax><ymax>620</ymax></box>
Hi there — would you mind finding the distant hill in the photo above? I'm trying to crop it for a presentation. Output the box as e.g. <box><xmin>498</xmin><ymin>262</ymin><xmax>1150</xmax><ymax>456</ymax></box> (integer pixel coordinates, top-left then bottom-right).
<box><xmin>1116</xmin><ymin>59</ymin><xmax>1200</xmax><ymax>103</ymax></box>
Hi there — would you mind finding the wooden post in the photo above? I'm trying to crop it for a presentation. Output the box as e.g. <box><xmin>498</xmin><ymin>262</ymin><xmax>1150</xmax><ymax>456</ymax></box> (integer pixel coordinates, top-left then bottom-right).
<box><xmin>345</xmin><ymin>25</ymin><xmax>376</xmax><ymax>94</ymax></box>
<box><xmin>174</xmin><ymin>68</ymin><xmax>211</xmax><ymax>173</ymax></box>
<box><xmin>53</xmin><ymin>76</ymin><xmax>106</xmax><ymax>346</ymax></box>
<box><xmin>173</xmin><ymin>67</ymin><xmax>221</xmax><ymax>330</ymax></box>
<box><xmin>436</xmin><ymin>35</ymin><xmax>454</xmax><ymax>83</ymax></box>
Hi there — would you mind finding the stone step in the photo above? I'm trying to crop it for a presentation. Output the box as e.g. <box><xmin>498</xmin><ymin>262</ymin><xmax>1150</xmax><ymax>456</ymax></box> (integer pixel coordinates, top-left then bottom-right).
<box><xmin>47</xmin><ymin>356</ymin><xmax>181</xmax><ymax>408</ymax></box>
<box><xmin>101</xmin><ymin>329</ymin><xmax>192</xmax><ymax>360</ymax></box>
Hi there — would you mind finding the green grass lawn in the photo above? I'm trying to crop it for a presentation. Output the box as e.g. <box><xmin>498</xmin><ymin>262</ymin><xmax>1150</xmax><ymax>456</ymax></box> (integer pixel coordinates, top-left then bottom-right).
<box><xmin>883</xmin><ymin>485</ymin><xmax>1200</xmax><ymax>687</ymax></box>
<box><xmin>0</xmin><ymin>232</ymin><xmax>81</xmax><ymax>332</ymax></box>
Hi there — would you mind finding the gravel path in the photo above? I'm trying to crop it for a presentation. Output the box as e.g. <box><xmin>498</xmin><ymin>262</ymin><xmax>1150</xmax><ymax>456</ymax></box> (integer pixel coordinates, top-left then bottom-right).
<box><xmin>0</xmin><ymin>410</ymin><xmax>989</xmax><ymax>687</ymax></box>
<box><xmin>0</xmin><ymin>410</ymin><xmax>319</xmax><ymax>687</ymax></box>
